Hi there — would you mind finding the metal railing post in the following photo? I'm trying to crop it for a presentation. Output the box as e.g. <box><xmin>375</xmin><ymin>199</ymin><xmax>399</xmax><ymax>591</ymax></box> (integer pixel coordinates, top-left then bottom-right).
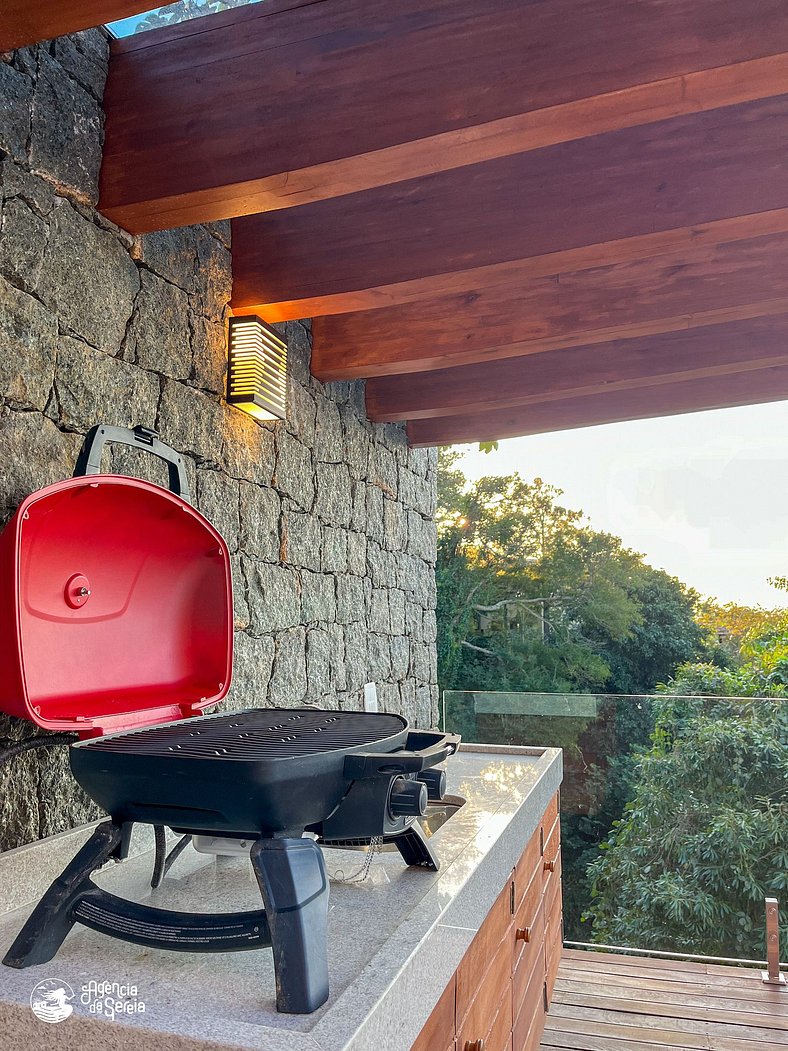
<box><xmin>762</xmin><ymin>898</ymin><xmax>786</xmax><ymax>986</ymax></box>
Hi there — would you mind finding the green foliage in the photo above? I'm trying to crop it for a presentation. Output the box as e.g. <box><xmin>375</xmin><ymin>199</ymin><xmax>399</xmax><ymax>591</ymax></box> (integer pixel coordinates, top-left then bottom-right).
<box><xmin>584</xmin><ymin>694</ymin><xmax>788</xmax><ymax>956</ymax></box>
<box><xmin>135</xmin><ymin>0</ymin><xmax>255</xmax><ymax>32</ymax></box>
<box><xmin>436</xmin><ymin>450</ymin><xmax>703</xmax><ymax>697</ymax></box>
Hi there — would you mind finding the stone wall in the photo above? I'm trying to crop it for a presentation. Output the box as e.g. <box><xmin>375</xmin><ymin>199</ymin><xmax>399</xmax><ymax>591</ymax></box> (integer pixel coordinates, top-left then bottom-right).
<box><xmin>0</xmin><ymin>31</ymin><xmax>438</xmax><ymax>851</ymax></box>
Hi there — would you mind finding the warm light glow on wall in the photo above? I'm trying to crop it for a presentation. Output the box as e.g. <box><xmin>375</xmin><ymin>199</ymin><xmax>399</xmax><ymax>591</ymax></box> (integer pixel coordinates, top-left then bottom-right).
<box><xmin>227</xmin><ymin>315</ymin><xmax>288</xmax><ymax>422</ymax></box>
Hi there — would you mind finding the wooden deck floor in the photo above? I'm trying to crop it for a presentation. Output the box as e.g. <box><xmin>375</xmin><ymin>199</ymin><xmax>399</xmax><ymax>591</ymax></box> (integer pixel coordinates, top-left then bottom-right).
<box><xmin>541</xmin><ymin>948</ymin><xmax>788</xmax><ymax>1050</ymax></box>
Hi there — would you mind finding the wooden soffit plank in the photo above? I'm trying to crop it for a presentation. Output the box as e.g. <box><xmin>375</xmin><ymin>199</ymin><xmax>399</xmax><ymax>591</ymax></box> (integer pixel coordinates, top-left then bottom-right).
<box><xmin>99</xmin><ymin>0</ymin><xmax>788</xmax><ymax>232</ymax></box>
<box><xmin>0</xmin><ymin>1</ymin><xmax>150</xmax><ymax>50</ymax></box>
<box><xmin>406</xmin><ymin>365</ymin><xmax>788</xmax><ymax>446</ymax></box>
<box><xmin>232</xmin><ymin>96</ymin><xmax>788</xmax><ymax>320</ymax></box>
<box><xmin>366</xmin><ymin>313</ymin><xmax>788</xmax><ymax>422</ymax></box>
<box><xmin>320</xmin><ymin>231</ymin><xmax>788</xmax><ymax>383</ymax></box>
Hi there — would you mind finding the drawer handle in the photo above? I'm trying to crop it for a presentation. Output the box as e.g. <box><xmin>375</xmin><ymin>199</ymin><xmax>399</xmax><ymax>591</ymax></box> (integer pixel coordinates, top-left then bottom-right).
<box><xmin>544</xmin><ymin>859</ymin><xmax>556</xmax><ymax>872</ymax></box>
<box><xmin>464</xmin><ymin>1042</ymin><xmax>485</xmax><ymax>1051</ymax></box>
<box><xmin>515</xmin><ymin>926</ymin><xmax>531</xmax><ymax>943</ymax></box>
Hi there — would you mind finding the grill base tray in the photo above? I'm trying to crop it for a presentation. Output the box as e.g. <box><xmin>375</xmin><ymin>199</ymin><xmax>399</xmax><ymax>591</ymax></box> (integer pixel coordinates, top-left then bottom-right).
<box><xmin>3</xmin><ymin>820</ymin><xmax>330</xmax><ymax>1015</ymax></box>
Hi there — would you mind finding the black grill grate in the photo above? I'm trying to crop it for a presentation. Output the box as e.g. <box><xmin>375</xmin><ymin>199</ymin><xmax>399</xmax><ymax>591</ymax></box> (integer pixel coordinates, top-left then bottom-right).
<box><xmin>78</xmin><ymin>709</ymin><xmax>408</xmax><ymax>760</ymax></box>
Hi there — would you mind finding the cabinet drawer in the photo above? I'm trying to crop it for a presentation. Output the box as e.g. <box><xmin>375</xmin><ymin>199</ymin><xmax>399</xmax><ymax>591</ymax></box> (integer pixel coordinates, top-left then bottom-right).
<box><xmin>513</xmin><ymin>825</ymin><xmax>541</xmax><ymax>911</ymax></box>
<box><xmin>410</xmin><ymin>972</ymin><xmax>455</xmax><ymax>1051</ymax></box>
<box><xmin>483</xmin><ymin>980</ymin><xmax>512</xmax><ymax>1051</ymax></box>
<box><xmin>457</xmin><ymin>939</ymin><xmax>511</xmax><ymax>1051</ymax></box>
<box><xmin>512</xmin><ymin>863</ymin><xmax>542</xmax><ymax>974</ymax></box>
<box><xmin>513</xmin><ymin>896</ymin><xmax>545</xmax><ymax>1015</ymax></box>
<box><xmin>457</xmin><ymin>878</ymin><xmax>513</xmax><ymax>1023</ymax></box>
<box><xmin>541</xmin><ymin>792</ymin><xmax>559</xmax><ymax>839</ymax></box>
<box><xmin>513</xmin><ymin>942</ymin><xmax>546</xmax><ymax>1051</ymax></box>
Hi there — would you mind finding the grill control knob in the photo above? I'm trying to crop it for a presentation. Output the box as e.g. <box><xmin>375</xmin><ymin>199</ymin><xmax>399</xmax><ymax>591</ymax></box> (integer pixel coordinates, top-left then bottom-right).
<box><xmin>389</xmin><ymin>777</ymin><xmax>428</xmax><ymax>819</ymax></box>
<box><xmin>416</xmin><ymin>768</ymin><xmax>446</xmax><ymax>801</ymax></box>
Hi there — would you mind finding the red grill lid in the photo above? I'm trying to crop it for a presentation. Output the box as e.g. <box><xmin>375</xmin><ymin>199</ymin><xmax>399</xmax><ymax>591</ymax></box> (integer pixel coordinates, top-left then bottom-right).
<box><xmin>0</xmin><ymin>476</ymin><xmax>233</xmax><ymax>736</ymax></box>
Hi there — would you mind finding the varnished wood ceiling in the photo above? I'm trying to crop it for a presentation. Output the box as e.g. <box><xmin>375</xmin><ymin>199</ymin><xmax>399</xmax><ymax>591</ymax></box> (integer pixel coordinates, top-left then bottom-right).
<box><xmin>88</xmin><ymin>1</ymin><xmax>788</xmax><ymax>443</ymax></box>
<box><xmin>0</xmin><ymin>1</ymin><xmax>152</xmax><ymax>50</ymax></box>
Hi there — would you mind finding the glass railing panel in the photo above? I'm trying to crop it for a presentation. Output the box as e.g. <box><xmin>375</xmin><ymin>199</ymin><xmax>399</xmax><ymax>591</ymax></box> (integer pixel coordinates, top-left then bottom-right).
<box><xmin>443</xmin><ymin>690</ymin><xmax>787</xmax><ymax>964</ymax></box>
<box><xmin>108</xmin><ymin>0</ymin><xmax>263</xmax><ymax>38</ymax></box>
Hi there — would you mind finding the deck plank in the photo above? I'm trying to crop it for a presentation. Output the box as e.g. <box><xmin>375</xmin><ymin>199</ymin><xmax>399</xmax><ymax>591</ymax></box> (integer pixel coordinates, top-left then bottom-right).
<box><xmin>541</xmin><ymin>950</ymin><xmax>788</xmax><ymax>1051</ymax></box>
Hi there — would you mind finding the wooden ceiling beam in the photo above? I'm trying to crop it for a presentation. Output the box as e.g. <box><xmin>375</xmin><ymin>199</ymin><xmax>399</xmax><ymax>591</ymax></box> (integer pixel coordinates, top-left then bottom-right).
<box><xmin>0</xmin><ymin>1</ymin><xmax>150</xmax><ymax>51</ymax></box>
<box><xmin>99</xmin><ymin>0</ymin><xmax>788</xmax><ymax>232</ymax></box>
<box><xmin>406</xmin><ymin>366</ymin><xmax>788</xmax><ymax>446</ymax></box>
<box><xmin>232</xmin><ymin>96</ymin><xmax>788</xmax><ymax>321</ymax></box>
<box><xmin>317</xmin><ymin>231</ymin><xmax>788</xmax><ymax>382</ymax></box>
<box><xmin>366</xmin><ymin>314</ymin><xmax>788</xmax><ymax>422</ymax></box>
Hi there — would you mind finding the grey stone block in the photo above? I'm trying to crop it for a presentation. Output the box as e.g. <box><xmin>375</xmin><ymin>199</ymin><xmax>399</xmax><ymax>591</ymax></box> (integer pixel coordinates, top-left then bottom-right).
<box><xmin>30</xmin><ymin>52</ymin><xmax>103</xmax><ymax>202</ymax></box>
<box><xmin>0</xmin><ymin>196</ymin><xmax>49</xmax><ymax>295</ymax></box>
<box><xmin>245</xmin><ymin>560</ymin><xmax>301</xmax><ymax>635</ymax></box>
<box><xmin>336</xmin><ymin>575</ymin><xmax>365</xmax><ymax>624</ymax></box>
<box><xmin>365</xmin><ymin>483</ymin><xmax>384</xmax><ymax>530</ymax></box>
<box><xmin>37</xmin><ymin>198</ymin><xmax>140</xmax><ymax>353</ymax></box>
<box><xmin>287</xmin><ymin>381</ymin><xmax>317</xmax><ymax>446</ymax></box>
<box><xmin>306</xmin><ymin>627</ymin><xmax>332</xmax><ymax>697</ymax></box>
<box><xmin>53</xmin><ymin>335</ymin><xmax>159</xmax><ymax>434</ymax></box>
<box><xmin>389</xmin><ymin>589</ymin><xmax>407</xmax><ymax>636</ymax></box>
<box><xmin>383</xmin><ymin>498</ymin><xmax>407</xmax><ymax>552</ymax></box>
<box><xmin>346</xmin><ymin>531</ymin><xmax>367</xmax><ymax>575</ymax></box>
<box><xmin>227</xmin><ymin>631</ymin><xmax>275</xmax><ymax>709</ymax></box>
<box><xmin>221</xmin><ymin>407</ymin><xmax>276</xmax><ymax>486</ymax></box>
<box><xmin>193</xmin><ymin>233</ymin><xmax>232</xmax><ymax>321</ymax></box>
<box><xmin>275</xmin><ymin>429</ymin><xmax>314</xmax><ymax>511</ymax></box>
<box><xmin>301</xmin><ymin>570</ymin><xmax>336</xmax><ymax>624</ymax></box>
<box><xmin>328</xmin><ymin>623</ymin><xmax>347</xmax><ymax>692</ymax></box>
<box><xmin>52</xmin><ymin>30</ymin><xmax>109</xmax><ymax>101</ymax></box>
<box><xmin>0</xmin><ymin>751</ymin><xmax>40</xmax><ymax>852</ymax></box>
<box><xmin>314</xmin><ymin>395</ymin><xmax>343</xmax><ymax>463</ymax></box>
<box><xmin>406</xmin><ymin>510</ymin><xmax>438</xmax><ymax>562</ymax></box>
<box><xmin>369</xmin><ymin>588</ymin><xmax>390</xmax><ymax>634</ymax></box>
<box><xmin>197</xmin><ymin>468</ymin><xmax>241</xmax><ymax>551</ymax></box>
<box><xmin>230</xmin><ymin>552</ymin><xmax>251</xmax><ymax>631</ymax></box>
<box><xmin>314</xmin><ymin>462</ymin><xmax>352</xmax><ymax>526</ymax></box>
<box><xmin>0</xmin><ymin>60</ymin><xmax>32</xmax><ymax>162</ymax></box>
<box><xmin>284</xmin><ymin>510</ymin><xmax>322</xmax><ymax>571</ymax></box>
<box><xmin>390</xmin><ymin>636</ymin><xmax>410</xmax><ymax>681</ymax></box>
<box><xmin>343</xmin><ymin>626</ymin><xmax>369</xmax><ymax>690</ymax></box>
<box><xmin>190</xmin><ymin>314</ymin><xmax>227</xmax><ymax>395</ymax></box>
<box><xmin>269</xmin><ymin>627</ymin><xmax>307</xmax><ymax>705</ymax></box>
<box><xmin>321</xmin><ymin>525</ymin><xmax>348</xmax><ymax>574</ymax></box>
<box><xmin>123</xmin><ymin>269</ymin><xmax>192</xmax><ymax>381</ymax></box>
<box><xmin>0</xmin><ymin>277</ymin><xmax>56</xmax><ymax>411</ymax></box>
<box><xmin>239</xmin><ymin>482</ymin><xmax>280</xmax><ymax>562</ymax></box>
<box><xmin>159</xmin><ymin>378</ymin><xmax>224</xmax><ymax>464</ymax></box>
<box><xmin>0</xmin><ymin>412</ymin><xmax>81</xmax><ymax>514</ymax></box>
<box><xmin>135</xmin><ymin>226</ymin><xmax>202</xmax><ymax>293</ymax></box>
<box><xmin>368</xmin><ymin>633</ymin><xmax>392</xmax><ymax>680</ymax></box>
<box><xmin>369</xmin><ymin>444</ymin><xmax>398</xmax><ymax>498</ymax></box>
<box><xmin>340</xmin><ymin>403</ymin><xmax>371</xmax><ymax>480</ymax></box>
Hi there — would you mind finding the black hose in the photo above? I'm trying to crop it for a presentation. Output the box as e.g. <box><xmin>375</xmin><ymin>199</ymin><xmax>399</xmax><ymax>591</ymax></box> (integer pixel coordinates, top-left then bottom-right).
<box><xmin>163</xmin><ymin>835</ymin><xmax>192</xmax><ymax>878</ymax></box>
<box><xmin>151</xmin><ymin>824</ymin><xmax>167</xmax><ymax>888</ymax></box>
<box><xmin>0</xmin><ymin>733</ymin><xmax>79</xmax><ymax>765</ymax></box>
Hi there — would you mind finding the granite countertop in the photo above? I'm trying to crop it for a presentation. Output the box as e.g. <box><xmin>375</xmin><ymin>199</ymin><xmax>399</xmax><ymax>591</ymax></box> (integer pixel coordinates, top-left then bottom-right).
<box><xmin>0</xmin><ymin>744</ymin><xmax>562</xmax><ymax>1051</ymax></box>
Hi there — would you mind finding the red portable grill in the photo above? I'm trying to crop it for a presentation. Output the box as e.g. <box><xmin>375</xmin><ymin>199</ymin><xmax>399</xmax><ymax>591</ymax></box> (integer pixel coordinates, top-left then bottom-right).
<box><xmin>0</xmin><ymin>425</ymin><xmax>459</xmax><ymax>1014</ymax></box>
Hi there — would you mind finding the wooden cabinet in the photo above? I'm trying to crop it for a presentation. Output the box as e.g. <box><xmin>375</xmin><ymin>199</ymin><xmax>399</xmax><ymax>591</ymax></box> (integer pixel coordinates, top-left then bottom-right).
<box><xmin>413</xmin><ymin>792</ymin><xmax>562</xmax><ymax>1051</ymax></box>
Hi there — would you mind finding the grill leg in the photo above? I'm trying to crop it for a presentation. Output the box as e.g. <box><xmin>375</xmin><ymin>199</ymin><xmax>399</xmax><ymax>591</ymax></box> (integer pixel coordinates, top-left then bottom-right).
<box><xmin>251</xmin><ymin>837</ymin><xmax>330</xmax><ymax>1014</ymax></box>
<box><xmin>3</xmin><ymin>820</ymin><xmax>125</xmax><ymax>969</ymax></box>
<box><xmin>389</xmin><ymin>821</ymin><xmax>440</xmax><ymax>871</ymax></box>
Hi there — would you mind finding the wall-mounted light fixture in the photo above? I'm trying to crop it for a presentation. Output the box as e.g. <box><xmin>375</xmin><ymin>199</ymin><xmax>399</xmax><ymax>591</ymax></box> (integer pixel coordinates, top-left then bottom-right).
<box><xmin>227</xmin><ymin>315</ymin><xmax>288</xmax><ymax>422</ymax></box>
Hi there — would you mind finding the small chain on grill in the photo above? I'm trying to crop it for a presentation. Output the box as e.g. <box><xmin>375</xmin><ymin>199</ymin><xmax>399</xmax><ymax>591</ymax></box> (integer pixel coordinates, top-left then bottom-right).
<box><xmin>326</xmin><ymin>837</ymin><xmax>383</xmax><ymax>884</ymax></box>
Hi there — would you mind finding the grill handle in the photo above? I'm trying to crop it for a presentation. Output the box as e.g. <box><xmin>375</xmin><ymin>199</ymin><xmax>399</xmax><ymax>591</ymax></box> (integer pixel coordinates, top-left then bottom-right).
<box><xmin>73</xmin><ymin>425</ymin><xmax>191</xmax><ymax>503</ymax></box>
<box><xmin>343</xmin><ymin>731</ymin><xmax>460</xmax><ymax>780</ymax></box>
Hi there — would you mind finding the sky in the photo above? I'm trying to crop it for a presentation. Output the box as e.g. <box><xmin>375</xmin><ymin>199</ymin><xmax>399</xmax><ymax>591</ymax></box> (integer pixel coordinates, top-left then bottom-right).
<box><xmin>453</xmin><ymin>400</ymin><xmax>788</xmax><ymax>609</ymax></box>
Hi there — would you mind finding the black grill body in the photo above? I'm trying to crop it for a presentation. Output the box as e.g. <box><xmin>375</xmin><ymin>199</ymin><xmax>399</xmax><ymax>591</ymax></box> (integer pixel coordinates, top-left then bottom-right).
<box><xmin>70</xmin><ymin>709</ymin><xmax>417</xmax><ymax>838</ymax></box>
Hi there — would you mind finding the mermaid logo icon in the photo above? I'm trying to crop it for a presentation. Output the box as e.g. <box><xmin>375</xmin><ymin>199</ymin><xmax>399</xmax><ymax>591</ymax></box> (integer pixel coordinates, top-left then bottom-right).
<box><xmin>30</xmin><ymin>979</ymin><xmax>75</xmax><ymax>1023</ymax></box>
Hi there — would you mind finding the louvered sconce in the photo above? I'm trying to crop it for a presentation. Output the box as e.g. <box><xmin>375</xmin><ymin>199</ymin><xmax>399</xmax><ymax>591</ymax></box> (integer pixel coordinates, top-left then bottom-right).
<box><xmin>227</xmin><ymin>315</ymin><xmax>288</xmax><ymax>421</ymax></box>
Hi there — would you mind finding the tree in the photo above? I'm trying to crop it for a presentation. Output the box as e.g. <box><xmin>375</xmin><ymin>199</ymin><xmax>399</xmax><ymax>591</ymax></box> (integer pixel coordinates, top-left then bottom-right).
<box><xmin>585</xmin><ymin>649</ymin><xmax>788</xmax><ymax>956</ymax></box>
<box><xmin>436</xmin><ymin>451</ymin><xmax>703</xmax><ymax>696</ymax></box>
<box><xmin>134</xmin><ymin>0</ymin><xmax>255</xmax><ymax>33</ymax></box>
